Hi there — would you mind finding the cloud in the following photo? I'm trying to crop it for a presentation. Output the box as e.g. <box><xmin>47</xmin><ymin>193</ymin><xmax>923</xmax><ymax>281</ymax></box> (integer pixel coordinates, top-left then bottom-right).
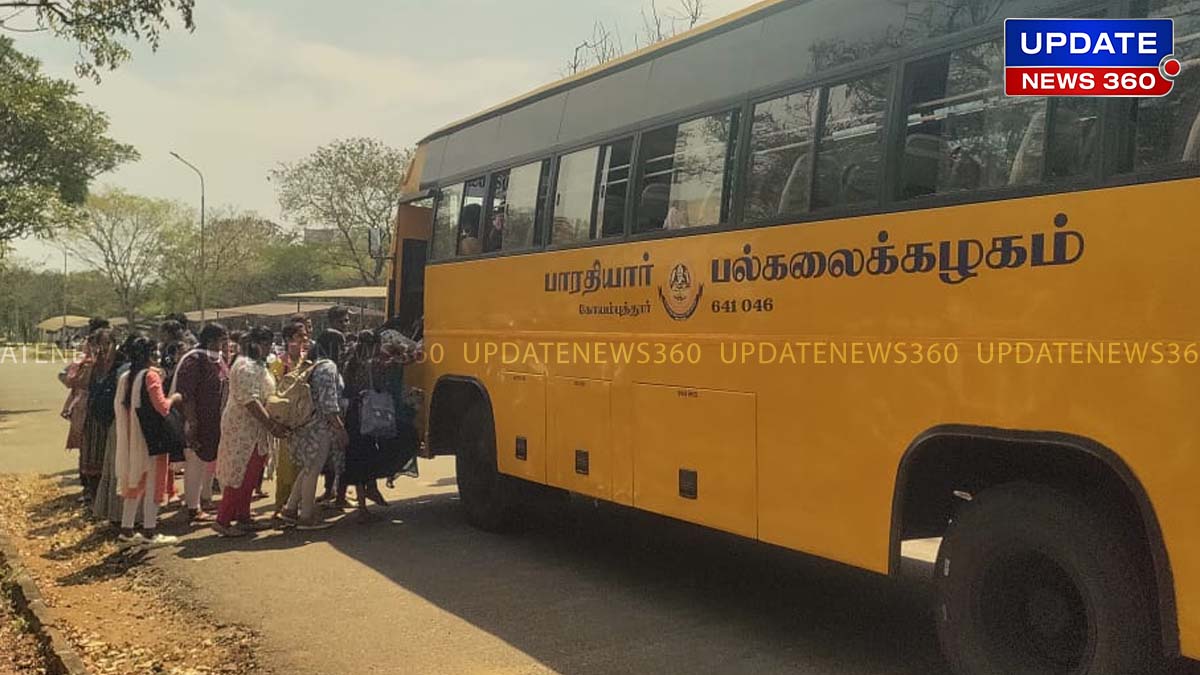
<box><xmin>10</xmin><ymin>0</ymin><xmax>763</xmax><ymax>266</ymax></box>
<box><xmin>21</xmin><ymin>2</ymin><xmax>550</xmax><ymax>225</ymax></box>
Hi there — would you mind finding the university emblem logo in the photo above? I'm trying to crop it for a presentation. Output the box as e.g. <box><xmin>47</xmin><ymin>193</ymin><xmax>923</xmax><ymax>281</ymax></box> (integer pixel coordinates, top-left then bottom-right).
<box><xmin>658</xmin><ymin>262</ymin><xmax>703</xmax><ymax>321</ymax></box>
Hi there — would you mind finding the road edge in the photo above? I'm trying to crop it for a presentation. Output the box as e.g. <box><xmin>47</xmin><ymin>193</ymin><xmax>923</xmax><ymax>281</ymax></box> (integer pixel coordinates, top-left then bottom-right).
<box><xmin>0</xmin><ymin>530</ymin><xmax>89</xmax><ymax>675</ymax></box>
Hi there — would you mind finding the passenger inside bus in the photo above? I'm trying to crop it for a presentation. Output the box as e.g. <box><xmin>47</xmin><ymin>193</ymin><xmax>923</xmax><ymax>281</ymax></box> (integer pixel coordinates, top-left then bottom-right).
<box><xmin>638</xmin><ymin>183</ymin><xmax>670</xmax><ymax>231</ymax></box>
<box><xmin>458</xmin><ymin>203</ymin><xmax>482</xmax><ymax>256</ymax></box>
<box><xmin>484</xmin><ymin>171</ymin><xmax>508</xmax><ymax>254</ymax></box>
<box><xmin>634</xmin><ymin>112</ymin><xmax>733</xmax><ymax>232</ymax></box>
<box><xmin>1187</xmin><ymin>109</ymin><xmax>1200</xmax><ymax>161</ymax></box>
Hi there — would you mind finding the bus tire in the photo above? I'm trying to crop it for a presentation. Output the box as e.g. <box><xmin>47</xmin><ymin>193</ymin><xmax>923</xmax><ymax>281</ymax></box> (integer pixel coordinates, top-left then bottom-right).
<box><xmin>455</xmin><ymin>403</ymin><xmax>517</xmax><ymax>532</ymax></box>
<box><xmin>936</xmin><ymin>481</ymin><xmax>1159</xmax><ymax>675</ymax></box>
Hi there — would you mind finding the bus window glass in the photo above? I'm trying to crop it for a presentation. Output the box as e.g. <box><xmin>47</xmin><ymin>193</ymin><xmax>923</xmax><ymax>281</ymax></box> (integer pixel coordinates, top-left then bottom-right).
<box><xmin>813</xmin><ymin>72</ymin><xmax>888</xmax><ymax>209</ymax></box>
<box><xmin>484</xmin><ymin>169</ymin><xmax>510</xmax><ymax>254</ymax></box>
<box><xmin>486</xmin><ymin>160</ymin><xmax>549</xmax><ymax>253</ymax></box>
<box><xmin>457</xmin><ymin>176</ymin><xmax>486</xmax><ymax>256</ymax></box>
<box><xmin>551</xmin><ymin>146</ymin><xmax>601</xmax><ymax>245</ymax></box>
<box><xmin>430</xmin><ymin>182</ymin><xmax>463</xmax><ymax>261</ymax></box>
<box><xmin>596</xmin><ymin>138</ymin><xmax>634</xmax><ymax>238</ymax></box>
<box><xmin>636</xmin><ymin>111</ymin><xmax>737</xmax><ymax>233</ymax></box>
<box><xmin>1127</xmin><ymin>0</ymin><xmax>1200</xmax><ymax>170</ymax></box>
<box><xmin>1042</xmin><ymin>98</ymin><xmax>1101</xmax><ymax>182</ymax></box>
<box><xmin>746</xmin><ymin>88</ymin><xmax>819</xmax><ymax>221</ymax></box>
<box><xmin>900</xmin><ymin>41</ymin><xmax>1047</xmax><ymax>199</ymax></box>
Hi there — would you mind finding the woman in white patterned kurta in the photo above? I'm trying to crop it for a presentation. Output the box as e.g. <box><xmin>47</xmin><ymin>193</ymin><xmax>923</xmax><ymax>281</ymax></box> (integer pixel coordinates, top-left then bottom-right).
<box><xmin>282</xmin><ymin>329</ymin><xmax>347</xmax><ymax>529</ymax></box>
<box><xmin>215</xmin><ymin>328</ymin><xmax>287</xmax><ymax>535</ymax></box>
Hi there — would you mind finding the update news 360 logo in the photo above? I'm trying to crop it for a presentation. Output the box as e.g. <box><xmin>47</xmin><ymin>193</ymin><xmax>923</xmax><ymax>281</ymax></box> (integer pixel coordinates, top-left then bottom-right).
<box><xmin>1005</xmin><ymin>18</ymin><xmax>1183</xmax><ymax>97</ymax></box>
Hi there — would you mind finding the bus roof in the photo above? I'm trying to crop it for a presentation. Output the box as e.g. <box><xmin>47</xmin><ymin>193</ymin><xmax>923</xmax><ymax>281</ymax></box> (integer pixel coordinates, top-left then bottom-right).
<box><xmin>419</xmin><ymin>0</ymin><xmax>787</xmax><ymax>144</ymax></box>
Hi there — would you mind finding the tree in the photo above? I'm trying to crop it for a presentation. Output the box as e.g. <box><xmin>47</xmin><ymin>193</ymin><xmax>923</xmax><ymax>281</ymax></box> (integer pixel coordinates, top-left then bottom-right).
<box><xmin>0</xmin><ymin>0</ymin><xmax>195</xmax><ymax>81</ymax></box>
<box><xmin>0</xmin><ymin>258</ymin><xmax>120</xmax><ymax>341</ymax></box>
<box><xmin>564</xmin><ymin>0</ymin><xmax>705</xmax><ymax>75</ymax></box>
<box><xmin>0</xmin><ymin>36</ymin><xmax>137</xmax><ymax>244</ymax></box>
<box><xmin>270</xmin><ymin>138</ymin><xmax>412</xmax><ymax>286</ymax></box>
<box><xmin>60</xmin><ymin>188</ymin><xmax>174</xmax><ymax>325</ymax></box>
<box><xmin>638</xmin><ymin>0</ymin><xmax>704</xmax><ymax>46</ymax></box>
<box><xmin>231</xmin><ymin>238</ymin><xmax>345</xmax><ymax>307</ymax></box>
<box><xmin>157</xmin><ymin>207</ymin><xmax>280</xmax><ymax>313</ymax></box>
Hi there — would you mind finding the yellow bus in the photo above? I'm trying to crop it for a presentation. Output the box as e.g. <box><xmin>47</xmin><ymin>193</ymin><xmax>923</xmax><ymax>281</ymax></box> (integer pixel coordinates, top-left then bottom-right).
<box><xmin>385</xmin><ymin>0</ymin><xmax>1200</xmax><ymax>671</ymax></box>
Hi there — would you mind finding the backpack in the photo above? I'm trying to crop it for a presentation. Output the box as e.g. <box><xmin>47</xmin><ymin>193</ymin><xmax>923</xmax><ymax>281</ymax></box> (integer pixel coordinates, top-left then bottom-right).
<box><xmin>88</xmin><ymin>368</ymin><xmax>120</xmax><ymax>427</ymax></box>
<box><xmin>359</xmin><ymin>362</ymin><xmax>398</xmax><ymax>440</ymax></box>
<box><xmin>267</xmin><ymin>360</ymin><xmax>318</xmax><ymax>429</ymax></box>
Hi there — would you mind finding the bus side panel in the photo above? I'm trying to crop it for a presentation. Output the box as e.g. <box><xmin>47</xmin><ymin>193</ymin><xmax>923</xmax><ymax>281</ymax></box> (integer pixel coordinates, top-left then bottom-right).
<box><xmin>422</xmin><ymin>178</ymin><xmax>1200</xmax><ymax>658</ymax></box>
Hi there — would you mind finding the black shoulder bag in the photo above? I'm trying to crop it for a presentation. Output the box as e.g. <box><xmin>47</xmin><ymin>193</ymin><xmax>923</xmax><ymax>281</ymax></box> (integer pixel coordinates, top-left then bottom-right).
<box><xmin>136</xmin><ymin>373</ymin><xmax>186</xmax><ymax>462</ymax></box>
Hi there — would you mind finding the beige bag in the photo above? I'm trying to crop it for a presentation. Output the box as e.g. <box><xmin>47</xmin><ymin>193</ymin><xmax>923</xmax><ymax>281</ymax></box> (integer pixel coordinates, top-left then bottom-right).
<box><xmin>266</xmin><ymin>361</ymin><xmax>317</xmax><ymax>429</ymax></box>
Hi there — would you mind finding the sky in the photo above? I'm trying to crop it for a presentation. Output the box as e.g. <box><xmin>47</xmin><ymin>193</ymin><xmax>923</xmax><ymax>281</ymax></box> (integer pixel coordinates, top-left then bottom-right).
<box><xmin>8</xmin><ymin>0</ymin><xmax>757</xmax><ymax>270</ymax></box>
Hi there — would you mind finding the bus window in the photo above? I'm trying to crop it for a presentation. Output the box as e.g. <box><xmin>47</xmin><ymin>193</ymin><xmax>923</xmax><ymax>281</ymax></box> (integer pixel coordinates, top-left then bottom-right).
<box><xmin>746</xmin><ymin>87</ymin><xmax>819</xmax><ymax>222</ymax></box>
<box><xmin>551</xmin><ymin>146</ymin><xmax>601</xmax><ymax>245</ymax></box>
<box><xmin>485</xmin><ymin>159</ymin><xmax>550</xmax><ymax>253</ymax></box>
<box><xmin>813</xmin><ymin>72</ymin><xmax>888</xmax><ymax>209</ymax></box>
<box><xmin>1043</xmin><ymin>99</ymin><xmax>1101</xmax><ymax>182</ymax></box>
<box><xmin>457</xmin><ymin>176</ymin><xmax>485</xmax><ymax>256</ymax></box>
<box><xmin>1123</xmin><ymin>0</ymin><xmax>1200</xmax><ymax>170</ymax></box>
<box><xmin>485</xmin><ymin>169</ymin><xmax>509</xmax><ymax>254</ymax></box>
<box><xmin>900</xmin><ymin>41</ymin><xmax>1047</xmax><ymax>199</ymax></box>
<box><xmin>430</xmin><ymin>182</ymin><xmax>463</xmax><ymax>261</ymax></box>
<box><xmin>596</xmin><ymin>138</ymin><xmax>634</xmax><ymax>238</ymax></box>
<box><xmin>635</xmin><ymin>111</ymin><xmax>738</xmax><ymax>233</ymax></box>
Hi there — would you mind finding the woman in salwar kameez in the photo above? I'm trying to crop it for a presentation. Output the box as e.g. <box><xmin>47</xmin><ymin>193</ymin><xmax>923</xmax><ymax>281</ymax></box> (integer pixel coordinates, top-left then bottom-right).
<box><xmin>282</xmin><ymin>329</ymin><xmax>346</xmax><ymax>531</ymax></box>
<box><xmin>213</xmin><ymin>327</ymin><xmax>288</xmax><ymax>538</ymax></box>
<box><xmin>79</xmin><ymin>330</ymin><xmax>117</xmax><ymax>506</ymax></box>
<box><xmin>114</xmin><ymin>336</ymin><xmax>181</xmax><ymax>548</ymax></box>
<box><xmin>93</xmin><ymin>335</ymin><xmax>135</xmax><ymax>525</ymax></box>
<box><xmin>269</xmin><ymin>321</ymin><xmax>310</xmax><ymax>520</ymax></box>
<box><xmin>62</xmin><ymin>343</ymin><xmax>95</xmax><ymax>498</ymax></box>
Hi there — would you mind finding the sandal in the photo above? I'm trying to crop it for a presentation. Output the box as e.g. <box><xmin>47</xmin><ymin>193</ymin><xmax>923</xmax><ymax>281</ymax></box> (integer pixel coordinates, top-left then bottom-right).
<box><xmin>213</xmin><ymin>522</ymin><xmax>248</xmax><ymax>538</ymax></box>
<box><xmin>237</xmin><ymin>519</ymin><xmax>272</xmax><ymax>532</ymax></box>
<box><xmin>296</xmin><ymin>519</ymin><xmax>332</xmax><ymax>531</ymax></box>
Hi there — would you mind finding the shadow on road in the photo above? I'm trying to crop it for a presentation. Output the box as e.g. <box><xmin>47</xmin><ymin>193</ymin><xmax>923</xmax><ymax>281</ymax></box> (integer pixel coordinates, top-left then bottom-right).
<box><xmin>0</xmin><ymin>408</ymin><xmax>50</xmax><ymax>417</ymax></box>
<box><xmin>208</xmin><ymin>490</ymin><xmax>952</xmax><ymax>675</ymax></box>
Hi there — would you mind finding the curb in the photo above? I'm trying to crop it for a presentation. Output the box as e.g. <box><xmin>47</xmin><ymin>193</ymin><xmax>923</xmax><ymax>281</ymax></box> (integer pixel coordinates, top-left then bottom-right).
<box><xmin>0</xmin><ymin>532</ymin><xmax>89</xmax><ymax>675</ymax></box>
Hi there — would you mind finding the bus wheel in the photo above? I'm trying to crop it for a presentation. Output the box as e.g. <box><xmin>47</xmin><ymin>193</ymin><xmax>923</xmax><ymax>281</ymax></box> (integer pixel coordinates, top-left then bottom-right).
<box><xmin>455</xmin><ymin>403</ymin><xmax>517</xmax><ymax>532</ymax></box>
<box><xmin>936</xmin><ymin>482</ymin><xmax>1157</xmax><ymax>675</ymax></box>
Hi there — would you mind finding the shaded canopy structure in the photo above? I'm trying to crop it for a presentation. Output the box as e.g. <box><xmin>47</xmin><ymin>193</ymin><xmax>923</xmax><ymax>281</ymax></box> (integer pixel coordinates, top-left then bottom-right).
<box><xmin>277</xmin><ymin>286</ymin><xmax>386</xmax><ymax>300</ymax></box>
<box><xmin>35</xmin><ymin>315</ymin><xmax>91</xmax><ymax>332</ymax></box>
<box><xmin>218</xmin><ymin>301</ymin><xmax>335</xmax><ymax>318</ymax></box>
<box><xmin>183</xmin><ymin>308</ymin><xmax>247</xmax><ymax>323</ymax></box>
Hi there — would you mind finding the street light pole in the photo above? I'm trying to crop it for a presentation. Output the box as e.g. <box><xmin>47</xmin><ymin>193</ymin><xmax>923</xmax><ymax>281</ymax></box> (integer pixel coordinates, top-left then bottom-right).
<box><xmin>170</xmin><ymin>151</ymin><xmax>206</xmax><ymax>323</ymax></box>
<box><xmin>61</xmin><ymin>248</ymin><xmax>67</xmax><ymax>336</ymax></box>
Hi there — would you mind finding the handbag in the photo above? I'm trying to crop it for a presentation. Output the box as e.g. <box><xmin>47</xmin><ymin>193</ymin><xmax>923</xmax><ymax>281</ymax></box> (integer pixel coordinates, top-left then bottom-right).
<box><xmin>137</xmin><ymin>374</ymin><xmax>186</xmax><ymax>461</ymax></box>
<box><xmin>266</xmin><ymin>360</ymin><xmax>318</xmax><ymax>429</ymax></box>
<box><xmin>359</xmin><ymin>363</ymin><xmax>398</xmax><ymax>440</ymax></box>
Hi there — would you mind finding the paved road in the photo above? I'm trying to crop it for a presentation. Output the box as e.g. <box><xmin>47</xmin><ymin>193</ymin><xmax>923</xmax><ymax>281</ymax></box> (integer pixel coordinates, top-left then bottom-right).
<box><xmin>0</xmin><ymin>359</ymin><xmax>951</xmax><ymax>674</ymax></box>
<box><xmin>0</xmin><ymin>357</ymin><xmax>81</xmax><ymax>476</ymax></box>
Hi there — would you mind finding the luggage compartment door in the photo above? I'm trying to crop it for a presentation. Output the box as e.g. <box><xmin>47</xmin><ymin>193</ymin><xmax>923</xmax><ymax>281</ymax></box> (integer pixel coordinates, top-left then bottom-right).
<box><xmin>495</xmin><ymin>372</ymin><xmax>546</xmax><ymax>484</ymax></box>
<box><xmin>631</xmin><ymin>384</ymin><xmax>757</xmax><ymax>538</ymax></box>
<box><xmin>547</xmin><ymin>376</ymin><xmax>612</xmax><ymax>500</ymax></box>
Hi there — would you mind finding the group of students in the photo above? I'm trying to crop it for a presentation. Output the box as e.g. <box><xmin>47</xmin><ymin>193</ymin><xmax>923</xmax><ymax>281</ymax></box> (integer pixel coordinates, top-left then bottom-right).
<box><xmin>59</xmin><ymin>306</ymin><xmax>422</xmax><ymax>546</ymax></box>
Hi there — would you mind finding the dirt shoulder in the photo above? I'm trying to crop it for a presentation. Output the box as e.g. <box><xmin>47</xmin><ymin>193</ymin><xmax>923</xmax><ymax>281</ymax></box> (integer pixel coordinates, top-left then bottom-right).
<box><xmin>0</xmin><ymin>578</ymin><xmax>53</xmax><ymax>675</ymax></box>
<box><xmin>0</xmin><ymin>474</ymin><xmax>264</xmax><ymax>675</ymax></box>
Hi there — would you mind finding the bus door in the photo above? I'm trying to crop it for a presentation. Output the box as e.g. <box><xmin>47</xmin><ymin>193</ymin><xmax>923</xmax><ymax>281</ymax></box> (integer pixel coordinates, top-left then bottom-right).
<box><xmin>388</xmin><ymin>197</ymin><xmax>433</xmax><ymax>335</ymax></box>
